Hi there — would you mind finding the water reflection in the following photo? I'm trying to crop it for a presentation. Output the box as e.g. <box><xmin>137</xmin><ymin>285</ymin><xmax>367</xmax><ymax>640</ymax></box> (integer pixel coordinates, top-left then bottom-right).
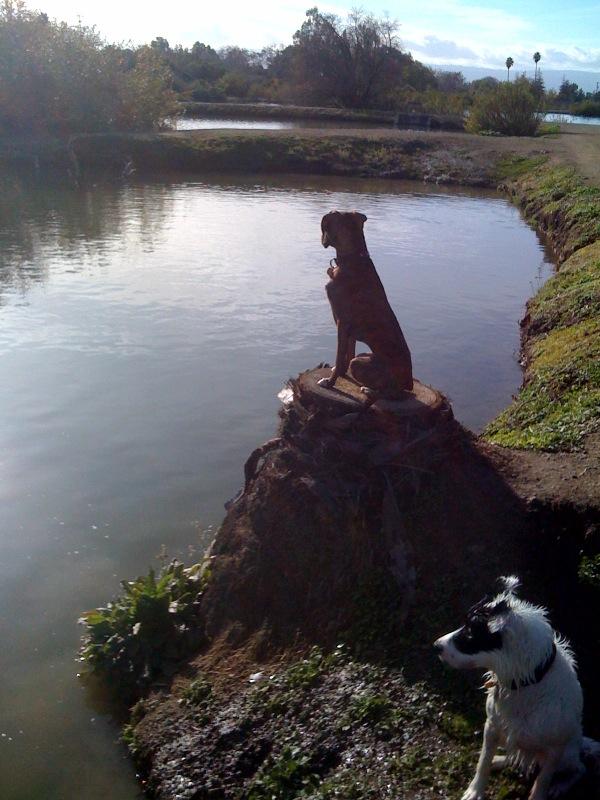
<box><xmin>0</xmin><ymin>172</ymin><xmax>553</xmax><ymax>799</ymax></box>
<box><xmin>0</xmin><ymin>175</ymin><xmax>175</xmax><ymax>301</ymax></box>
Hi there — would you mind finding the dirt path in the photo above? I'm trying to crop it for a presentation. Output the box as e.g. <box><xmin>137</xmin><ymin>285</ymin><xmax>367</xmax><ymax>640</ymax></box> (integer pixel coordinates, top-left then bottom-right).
<box><xmin>549</xmin><ymin>123</ymin><xmax>600</xmax><ymax>186</ymax></box>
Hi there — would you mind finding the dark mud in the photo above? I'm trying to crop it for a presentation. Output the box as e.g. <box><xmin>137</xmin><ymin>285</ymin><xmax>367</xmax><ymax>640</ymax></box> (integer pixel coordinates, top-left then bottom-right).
<box><xmin>126</xmin><ymin>377</ymin><xmax>600</xmax><ymax>798</ymax></box>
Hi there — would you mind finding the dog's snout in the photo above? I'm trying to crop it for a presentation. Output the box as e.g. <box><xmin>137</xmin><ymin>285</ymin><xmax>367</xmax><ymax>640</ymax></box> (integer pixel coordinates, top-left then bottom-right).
<box><xmin>433</xmin><ymin>639</ymin><xmax>444</xmax><ymax>654</ymax></box>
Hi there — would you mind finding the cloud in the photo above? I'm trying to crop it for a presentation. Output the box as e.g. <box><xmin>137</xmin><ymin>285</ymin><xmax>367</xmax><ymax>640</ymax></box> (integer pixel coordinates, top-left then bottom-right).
<box><xmin>543</xmin><ymin>47</ymin><xmax>600</xmax><ymax>70</ymax></box>
<box><xmin>37</xmin><ymin>0</ymin><xmax>316</xmax><ymax>48</ymax></box>
<box><xmin>405</xmin><ymin>35</ymin><xmax>479</xmax><ymax>61</ymax></box>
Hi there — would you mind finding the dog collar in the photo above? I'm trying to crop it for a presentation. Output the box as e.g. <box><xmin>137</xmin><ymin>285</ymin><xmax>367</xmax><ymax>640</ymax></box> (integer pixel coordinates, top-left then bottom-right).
<box><xmin>510</xmin><ymin>642</ymin><xmax>557</xmax><ymax>691</ymax></box>
<box><xmin>333</xmin><ymin>250</ymin><xmax>370</xmax><ymax>265</ymax></box>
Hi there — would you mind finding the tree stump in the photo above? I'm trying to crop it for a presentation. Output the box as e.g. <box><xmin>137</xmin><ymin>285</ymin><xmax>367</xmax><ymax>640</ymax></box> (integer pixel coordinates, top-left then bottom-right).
<box><xmin>294</xmin><ymin>366</ymin><xmax>446</xmax><ymax>424</ymax></box>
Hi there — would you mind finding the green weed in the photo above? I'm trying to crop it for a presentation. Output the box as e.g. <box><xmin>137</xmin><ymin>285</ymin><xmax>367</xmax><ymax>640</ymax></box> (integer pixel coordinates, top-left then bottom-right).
<box><xmin>438</xmin><ymin>711</ymin><xmax>475</xmax><ymax>742</ymax></box>
<box><xmin>79</xmin><ymin>559</ymin><xmax>209</xmax><ymax>699</ymax></box>
<box><xmin>180</xmin><ymin>673</ymin><xmax>212</xmax><ymax>707</ymax></box>
<box><xmin>578</xmin><ymin>555</ymin><xmax>600</xmax><ymax>589</ymax></box>
<box><xmin>248</xmin><ymin>746</ymin><xmax>322</xmax><ymax>800</ymax></box>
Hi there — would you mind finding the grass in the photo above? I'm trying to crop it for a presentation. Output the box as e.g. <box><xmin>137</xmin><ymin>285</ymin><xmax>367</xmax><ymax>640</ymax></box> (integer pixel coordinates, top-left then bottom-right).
<box><xmin>515</xmin><ymin>165</ymin><xmax>600</xmax><ymax>259</ymax></box>
<box><xmin>247</xmin><ymin>746</ymin><xmax>322</xmax><ymax>800</ymax></box>
<box><xmin>484</xmin><ymin>319</ymin><xmax>600</xmax><ymax>450</ymax></box>
<box><xmin>495</xmin><ymin>154</ymin><xmax>549</xmax><ymax>181</ymax></box>
<box><xmin>249</xmin><ymin>646</ymin><xmax>345</xmax><ymax>717</ymax></box>
<box><xmin>525</xmin><ymin>241</ymin><xmax>600</xmax><ymax>337</ymax></box>
<box><xmin>438</xmin><ymin>711</ymin><xmax>475</xmax><ymax>742</ymax></box>
<box><xmin>484</xmin><ymin>166</ymin><xmax>600</xmax><ymax>451</ymax></box>
<box><xmin>340</xmin><ymin>692</ymin><xmax>396</xmax><ymax>734</ymax></box>
<box><xmin>537</xmin><ymin>122</ymin><xmax>561</xmax><ymax>136</ymax></box>
<box><xmin>578</xmin><ymin>555</ymin><xmax>600</xmax><ymax>590</ymax></box>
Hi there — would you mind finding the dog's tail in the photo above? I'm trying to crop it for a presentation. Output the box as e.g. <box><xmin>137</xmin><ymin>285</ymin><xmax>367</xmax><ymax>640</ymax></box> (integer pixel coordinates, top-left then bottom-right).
<box><xmin>582</xmin><ymin>737</ymin><xmax>600</xmax><ymax>775</ymax></box>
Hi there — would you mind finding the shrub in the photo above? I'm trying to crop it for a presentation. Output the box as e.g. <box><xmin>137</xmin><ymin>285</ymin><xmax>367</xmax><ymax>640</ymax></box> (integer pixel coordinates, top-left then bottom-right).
<box><xmin>466</xmin><ymin>80</ymin><xmax>541</xmax><ymax>136</ymax></box>
<box><xmin>0</xmin><ymin>1</ymin><xmax>176</xmax><ymax>134</ymax></box>
<box><xmin>570</xmin><ymin>100</ymin><xmax>600</xmax><ymax>118</ymax></box>
<box><xmin>79</xmin><ymin>560</ymin><xmax>208</xmax><ymax>700</ymax></box>
<box><xmin>216</xmin><ymin>71</ymin><xmax>251</xmax><ymax>99</ymax></box>
<box><xmin>189</xmin><ymin>79</ymin><xmax>226</xmax><ymax>102</ymax></box>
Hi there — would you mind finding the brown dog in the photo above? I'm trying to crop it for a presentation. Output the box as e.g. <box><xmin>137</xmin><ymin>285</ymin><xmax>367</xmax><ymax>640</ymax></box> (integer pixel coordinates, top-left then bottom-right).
<box><xmin>318</xmin><ymin>211</ymin><xmax>413</xmax><ymax>398</ymax></box>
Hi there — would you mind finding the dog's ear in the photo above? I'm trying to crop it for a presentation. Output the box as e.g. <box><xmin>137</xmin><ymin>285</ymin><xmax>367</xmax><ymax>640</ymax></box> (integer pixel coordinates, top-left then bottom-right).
<box><xmin>498</xmin><ymin>575</ymin><xmax>520</xmax><ymax>595</ymax></box>
<box><xmin>321</xmin><ymin>212</ymin><xmax>335</xmax><ymax>248</ymax></box>
<box><xmin>488</xmin><ymin>600</ymin><xmax>511</xmax><ymax>633</ymax></box>
<box><xmin>353</xmin><ymin>211</ymin><xmax>368</xmax><ymax>225</ymax></box>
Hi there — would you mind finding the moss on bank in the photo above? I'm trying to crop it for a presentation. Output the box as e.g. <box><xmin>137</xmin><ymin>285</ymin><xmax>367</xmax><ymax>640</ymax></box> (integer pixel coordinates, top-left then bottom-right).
<box><xmin>484</xmin><ymin>166</ymin><xmax>600</xmax><ymax>452</ymax></box>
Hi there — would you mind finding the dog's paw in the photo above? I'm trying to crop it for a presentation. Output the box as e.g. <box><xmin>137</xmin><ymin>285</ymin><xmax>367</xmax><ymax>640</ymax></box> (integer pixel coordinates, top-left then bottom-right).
<box><xmin>317</xmin><ymin>377</ymin><xmax>333</xmax><ymax>388</ymax></box>
<box><xmin>462</xmin><ymin>788</ymin><xmax>485</xmax><ymax>800</ymax></box>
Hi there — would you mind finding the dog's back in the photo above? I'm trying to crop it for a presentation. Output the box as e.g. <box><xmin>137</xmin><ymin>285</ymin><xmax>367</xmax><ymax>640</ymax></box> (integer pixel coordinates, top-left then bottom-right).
<box><xmin>326</xmin><ymin>255</ymin><xmax>409</xmax><ymax>360</ymax></box>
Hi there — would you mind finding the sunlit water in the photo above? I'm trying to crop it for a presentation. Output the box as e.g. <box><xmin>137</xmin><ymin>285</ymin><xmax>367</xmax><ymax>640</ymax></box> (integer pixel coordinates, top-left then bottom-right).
<box><xmin>173</xmin><ymin>116</ymin><xmax>391</xmax><ymax>130</ymax></box>
<box><xmin>0</xmin><ymin>172</ymin><xmax>552</xmax><ymax>799</ymax></box>
<box><xmin>175</xmin><ymin>114</ymin><xmax>600</xmax><ymax>131</ymax></box>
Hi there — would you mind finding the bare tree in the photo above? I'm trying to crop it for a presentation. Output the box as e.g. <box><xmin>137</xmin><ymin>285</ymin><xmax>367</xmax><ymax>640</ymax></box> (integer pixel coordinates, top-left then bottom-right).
<box><xmin>289</xmin><ymin>8</ymin><xmax>433</xmax><ymax>108</ymax></box>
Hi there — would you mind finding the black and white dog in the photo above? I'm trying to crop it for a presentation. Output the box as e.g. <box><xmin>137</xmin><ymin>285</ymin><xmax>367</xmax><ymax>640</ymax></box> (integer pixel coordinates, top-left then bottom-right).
<box><xmin>434</xmin><ymin>577</ymin><xmax>599</xmax><ymax>800</ymax></box>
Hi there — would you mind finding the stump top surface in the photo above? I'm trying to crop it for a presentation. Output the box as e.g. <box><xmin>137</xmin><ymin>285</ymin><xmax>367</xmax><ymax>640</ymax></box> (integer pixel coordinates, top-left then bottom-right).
<box><xmin>299</xmin><ymin>367</ymin><xmax>444</xmax><ymax>416</ymax></box>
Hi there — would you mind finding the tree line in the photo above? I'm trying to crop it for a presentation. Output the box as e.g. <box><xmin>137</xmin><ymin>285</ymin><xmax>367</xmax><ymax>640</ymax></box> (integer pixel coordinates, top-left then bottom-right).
<box><xmin>2</xmin><ymin>1</ymin><xmax>599</xmax><ymax>137</ymax></box>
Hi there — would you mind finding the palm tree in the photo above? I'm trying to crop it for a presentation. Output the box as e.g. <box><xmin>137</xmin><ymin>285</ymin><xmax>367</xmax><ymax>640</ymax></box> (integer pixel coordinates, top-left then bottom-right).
<box><xmin>506</xmin><ymin>56</ymin><xmax>514</xmax><ymax>81</ymax></box>
<box><xmin>533</xmin><ymin>51</ymin><xmax>541</xmax><ymax>79</ymax></box>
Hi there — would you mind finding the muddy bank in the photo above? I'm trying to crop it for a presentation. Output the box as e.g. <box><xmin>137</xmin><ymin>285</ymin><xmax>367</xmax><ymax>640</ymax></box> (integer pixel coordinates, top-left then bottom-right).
<box><xmin>116</xmin><ymin>385</ymin><xmax>599</xmax><ymax>799</ymax></box>
<box><xmin>0</xmin><ymin>128</ymin><xmax>553</xmax><ymax>187</ymax></box>
<box><xmin>82</xmin><ymin>368</ymin><xmax>600</xmax><ymax>798</ymax></box>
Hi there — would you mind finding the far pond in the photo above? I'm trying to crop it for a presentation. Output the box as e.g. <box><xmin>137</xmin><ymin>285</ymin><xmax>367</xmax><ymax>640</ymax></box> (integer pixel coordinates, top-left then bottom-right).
<box><xmin>174</xmin><ymin>113</ymin><xmax>600</xmax><ymax>130</ymax></box>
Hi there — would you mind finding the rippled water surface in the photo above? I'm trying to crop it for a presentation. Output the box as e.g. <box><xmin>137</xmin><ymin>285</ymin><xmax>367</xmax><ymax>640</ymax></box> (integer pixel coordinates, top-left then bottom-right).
<box><xmin>0</xmin><ymin>172</ymin><xmax>552</xmax><ymax>799</ymax></box>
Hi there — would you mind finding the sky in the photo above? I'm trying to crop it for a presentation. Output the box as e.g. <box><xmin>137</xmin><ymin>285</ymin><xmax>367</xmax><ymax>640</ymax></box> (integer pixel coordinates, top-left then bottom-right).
<box><xmin>27</xmin><ymin>0</ymin><xmax>600</xmax><ymax>78</ymax></box>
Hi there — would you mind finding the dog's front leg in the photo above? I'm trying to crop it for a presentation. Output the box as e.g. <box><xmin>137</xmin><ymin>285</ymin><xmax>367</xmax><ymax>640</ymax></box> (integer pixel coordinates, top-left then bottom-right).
<box><xmin>318</xmin><ymin>324</ymin><xmax>351</xmax><ymax>389</ymax></box>
<box><xmin>529</xmin><ymin>747</ymin><xmax>564</xmax><ymax>800</ymax></box>
<box><xmin>463</xmin><ymin>718</ymin><xmax>501</xmax><ymax>800</ymax></box>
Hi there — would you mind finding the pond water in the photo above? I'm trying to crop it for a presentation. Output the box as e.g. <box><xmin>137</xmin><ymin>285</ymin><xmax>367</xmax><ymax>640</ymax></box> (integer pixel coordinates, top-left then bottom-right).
<box><xmin>544</xmin><ymin>112</ymin><xmax>600</xmax><ymax>126</ymax></box>
<box><xmin>176</xmin><ymin>114</ymin><xmax>600</xmax><ymax>131</ymax></box>
<box><xmin>0</xmin><ymin>172</ymin><xmax>553</xmax><ymax>799</ymax></box>
<box><xmin>174</xmin><ymin>116</ymin><xmax>391</xmax><ymax>130</ymax></box>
